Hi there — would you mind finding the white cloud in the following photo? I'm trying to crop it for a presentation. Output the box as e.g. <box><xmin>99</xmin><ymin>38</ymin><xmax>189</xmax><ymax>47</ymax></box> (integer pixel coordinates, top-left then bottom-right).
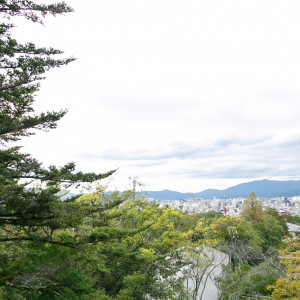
<box><xmin>12</xmin><ymin>0</ymin><xmax>300</xmax><ymax>192</ymax></box>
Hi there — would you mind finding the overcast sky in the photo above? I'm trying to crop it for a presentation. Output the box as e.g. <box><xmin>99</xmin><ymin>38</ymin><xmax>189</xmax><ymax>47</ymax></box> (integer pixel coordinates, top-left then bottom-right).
<box><xmin>11</xmin><ymin>0</ymin><xmax>300</xmax><ymax>192</ymax></box>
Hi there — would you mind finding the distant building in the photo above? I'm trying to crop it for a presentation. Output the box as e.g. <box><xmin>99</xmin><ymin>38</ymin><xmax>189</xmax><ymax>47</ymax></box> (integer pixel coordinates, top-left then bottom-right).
<box><xmin>287</xmin><ymin>223</ymin><xmax>300</xmax><ymax>236</ymax></box>
<box><xmin>278</xmin><ymin>210</ymin><xmax>290</xmax><ymax>216</ymax></box>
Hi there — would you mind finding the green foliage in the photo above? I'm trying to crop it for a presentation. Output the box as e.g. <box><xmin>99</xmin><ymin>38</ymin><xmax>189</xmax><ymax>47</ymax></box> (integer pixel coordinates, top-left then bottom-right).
<box><xmin>282</xmin><ymin>214</ymin><xmax>300</xmax><ymax>226</ymax></box>
<box><xmin>254</xmin><ymin>214</ymin><xmax>285</xmax><ymax>250</ymax></box>
<box><xmin>0</xmin><ymin>0</ymin><xmax>116</xmax><ymax>229</ymax></box>
<box><xmin>89</xmin><ymin>193</ymin><xmax>188</xmax><ymax>299</ymax></box>
<box><xmin>200</xmin><ymin>216</ymin><xmax>264</xmax><ymax>250</ymax></box>
<box><xmin>217</xmin><ymin>259</ymin><xmax>281</xmax><ymax>300</ymax></box>
<box><xmin>239</xmin><ymin>197</ymin><xmax>287</xmax><ymax>251</ymax></box>
<box><xmin>0</xmin><ymin>2</ymin><xmax>296</xmax><ymax>298</ymax></box>
<box><xmin>264</xmin><ymin>207</ymin><xmax>289</xmax><ymax>234</ymax></box>
<box><xmin>240</xmin><ymin>192</ymin><xmax>264</xmax><ymax>223</ymax></box>
<box><xmin>192</xmin><ymin>213</ymin><xmax>286</xmax><ymax>299</ymax></box>
<box><xmin>0</xmin><ymin>1</ymin><xmax>73</xmax><ymax>24</ymax></box>
<box><xmin>0</xmin><ymin>1</ymin><xmax>118</xmax><ymax>298</ymax></box>
<box><xmin>174</xmin><ymin>211</ymin><xmax>224</xmax><ymax>242</ymax></box>
<box><xmin>0</xmin><ymin>182</ymin><xmax>189</xmax><ymax>299</ymax></box>
<box><xmin>0</xmin><ymin>1</ymin><xmax>189</xmax><ymax>296</ymax></box>
<box><xmin>269</xmin><ymin>237</ymin><xmax>300</xmax><ymax>300</ymax></box>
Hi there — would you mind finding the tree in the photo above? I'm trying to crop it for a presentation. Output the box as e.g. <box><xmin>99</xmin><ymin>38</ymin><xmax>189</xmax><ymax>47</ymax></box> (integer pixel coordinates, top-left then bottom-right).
<box><xmin>264</xmin><ymin>207</ymin><xmax>289</xmax><ymax>235</ymax></box>
<box><xmin>254</xmin><ymin>214</ymin><xmax>285</xmax><ymax>251</ymax></box>
<box><xmin>0</xmin><ymin>3</ymin><xmax>190</xmax><ymax>297</ymax></box>
<box><xmin>0</xmin><ymin>1</ymin><xmax>116</xmax><ymax>296</ymax></box>
<box><xmin>200</xmin><ymin>215</ymin><xmax>263</xmax><ymax>251</ymax></box>
<box><xmin>217</xmin><ymin>255</ymin><xmax>282</xmax><ymax>300</ymax></box>
<box><xmin>269</xmin><ymin>237</ymin><xmax>300</xmax><ymax>300</ymax></box>
<box><xmin>0</xmin><ymin>0</ymin><xmax>115</xmax><ymax>229</ymax></box>
<box><xmin>0</xmin><ymin>177</ymin><xmax>190</xmax><ymax>299</ymax></box>
<box><xmin>240</xmin><ymin>192</ymin><xmax>264</xmax><ymax>224</ymax></box>
<box><xmin>191</xmin><ymin>215</ymin><xmax>284</xmax><ymax>299</ymax></box>
<box><xmin>282</xmin><ymin>214</ymin><xmax>300</xmax><ymax>227</ymax></box>
<box><xmin>103</xmin><ymin>190</ymin><xmax>188</xmax><ymax>299</ymax></box>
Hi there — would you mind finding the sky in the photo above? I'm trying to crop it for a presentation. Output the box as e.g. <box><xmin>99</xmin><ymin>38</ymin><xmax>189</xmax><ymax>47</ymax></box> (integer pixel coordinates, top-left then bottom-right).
<box><xmin>9</xmin><ymin>0</ymin><xmax>300</xmax><ymax>192</ymax></box>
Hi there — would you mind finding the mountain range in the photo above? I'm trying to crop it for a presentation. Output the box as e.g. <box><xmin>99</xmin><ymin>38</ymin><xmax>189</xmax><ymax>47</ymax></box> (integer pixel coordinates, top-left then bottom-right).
<box><xmin>142</xmin><ymin>179</ymin><xmax>300</xmax><ymax>200</ymax></box>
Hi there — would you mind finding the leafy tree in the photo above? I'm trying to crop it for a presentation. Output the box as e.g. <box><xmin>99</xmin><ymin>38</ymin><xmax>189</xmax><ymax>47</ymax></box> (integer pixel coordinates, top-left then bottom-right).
<box><xmin>282</xmin><ymin>214</ymin><xmax>300</xmax><ymax>226</ymax></box>
<box><xmin>217</xmin><ymin>256</ymin><xmax>282</xmax><ymax>300</ymax></box>
<box><xmin>174</xmin><ymin>211</ymin><xmax>224</xmax><ymax>243</ymax></box>
<box><xmin>191</xmin><ymin>215</ymin><xmax>284</xmax><ymax>299</ymax></box>
<box><xmin>200</xmin><ymin>215</ymin><xmax>263</xmax><ymax>251</ymax></box>
<box><xmin>269</xmin><ymin>237</ymin><xmax>300</xmax><ymax>300</ymax></box>
<box><xmin>103</xmin><ymin>192</ymin><xmax>188</xmax><ymax>299</ymax></box>
<box><xmin>264</xmin><ymin>207</ymin><xmax>289</xmax><ymax>235</ymax></box>
<box><xmin>240</xmin><ymin>192</ymin><xmax>264</xmax><ymax>224</ymax></box>
<box><xmin>0</xmin><ymin>181</ymin><xmax>191</xmax><ymax>299</ymax></box>
<box><xmin>254</xmin><ymin>214</ymin><xmax>285</xmax><ymax>251</ymax></box>
<box><xmin>74</xmin><ymin>185</ymin><xmax>189</xmax><ymax>299</ymax></box>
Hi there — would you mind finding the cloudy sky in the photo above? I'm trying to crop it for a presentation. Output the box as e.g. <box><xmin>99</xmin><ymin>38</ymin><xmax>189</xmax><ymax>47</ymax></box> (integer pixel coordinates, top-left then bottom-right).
<box><xmin>12</xmin><ymin>0</ymin><xmax>300</xmax><ymax>192</ymax></box>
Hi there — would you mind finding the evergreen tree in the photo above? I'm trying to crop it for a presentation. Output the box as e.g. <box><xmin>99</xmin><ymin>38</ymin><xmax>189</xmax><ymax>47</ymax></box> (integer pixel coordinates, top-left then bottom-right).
<box><xmin>0</xmin><ymin>1</ymin><xmax>115</xmax><ymax>241</ymax></box>
<box><xmin>0</xmin><ymin>1</ymin><xmax>117</xmax><ymax>296</ymax></box>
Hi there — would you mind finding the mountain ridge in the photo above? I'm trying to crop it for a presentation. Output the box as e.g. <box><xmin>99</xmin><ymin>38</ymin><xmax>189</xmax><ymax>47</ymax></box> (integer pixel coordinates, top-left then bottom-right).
<box><xmin>142</xmin><ymin>179</ymin><xmax>300</xmax><ymax>200</ymax></box>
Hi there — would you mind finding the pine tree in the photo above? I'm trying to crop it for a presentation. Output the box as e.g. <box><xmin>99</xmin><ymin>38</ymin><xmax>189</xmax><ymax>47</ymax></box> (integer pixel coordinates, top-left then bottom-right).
<box><xmin>0</xmin><ymin>0</ymin><xmax>115</xmax><ymax>233</ymax></box>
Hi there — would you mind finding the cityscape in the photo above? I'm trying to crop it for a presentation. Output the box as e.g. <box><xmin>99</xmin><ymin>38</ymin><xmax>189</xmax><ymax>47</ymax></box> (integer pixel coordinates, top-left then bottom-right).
<box><xmin>157</xmin><ymin>195</ymin><xmax>300</xmax><ymax>216</ymax></box>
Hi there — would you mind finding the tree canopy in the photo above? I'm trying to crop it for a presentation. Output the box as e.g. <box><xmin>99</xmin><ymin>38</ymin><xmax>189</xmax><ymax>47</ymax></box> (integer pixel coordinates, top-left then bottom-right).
<box><xmin>240</xmin><ymin>192</ymin><xmax>264</xmax><ymax>223</ymax></box>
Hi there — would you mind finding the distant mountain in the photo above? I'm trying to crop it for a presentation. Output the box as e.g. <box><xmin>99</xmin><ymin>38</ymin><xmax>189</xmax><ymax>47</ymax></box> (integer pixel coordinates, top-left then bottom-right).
<box><xmin>142</xmin><ymin>180</ymin><xmax>300</xmax><ymax>200</ymax></box>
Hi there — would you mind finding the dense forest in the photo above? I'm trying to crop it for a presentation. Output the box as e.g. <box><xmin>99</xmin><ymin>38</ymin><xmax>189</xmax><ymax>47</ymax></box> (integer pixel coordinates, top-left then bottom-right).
<box><xmin>0</xmin><ymin>1</ymin><xmax>299</xmax><ymax>299</ymax></box>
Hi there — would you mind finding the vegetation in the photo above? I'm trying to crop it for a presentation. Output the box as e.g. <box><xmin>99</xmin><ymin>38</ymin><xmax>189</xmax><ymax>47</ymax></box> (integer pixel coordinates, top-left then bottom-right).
<box><xmin>240</xmin><ymin>192</ymin><xmax>264</xmax><ymax>224</ymax></box>
<box><xmin>170</xmin><ymin>206</ymin><xmax>290</xmax><ymax>299</ymax></box>
<box><xmin>1</xmin><ymin>1</ymin><xmax>299</xmax><ymax>299</ymax></box>
<box><xmin>282</xmin><ymin>214</ymin><xmax>300</xmax><ymax>226</ymax></box>
<box><xmin>270</xmin><ymin>237</ymin><xmax>300</xmax><ymax>300</ymax></box>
